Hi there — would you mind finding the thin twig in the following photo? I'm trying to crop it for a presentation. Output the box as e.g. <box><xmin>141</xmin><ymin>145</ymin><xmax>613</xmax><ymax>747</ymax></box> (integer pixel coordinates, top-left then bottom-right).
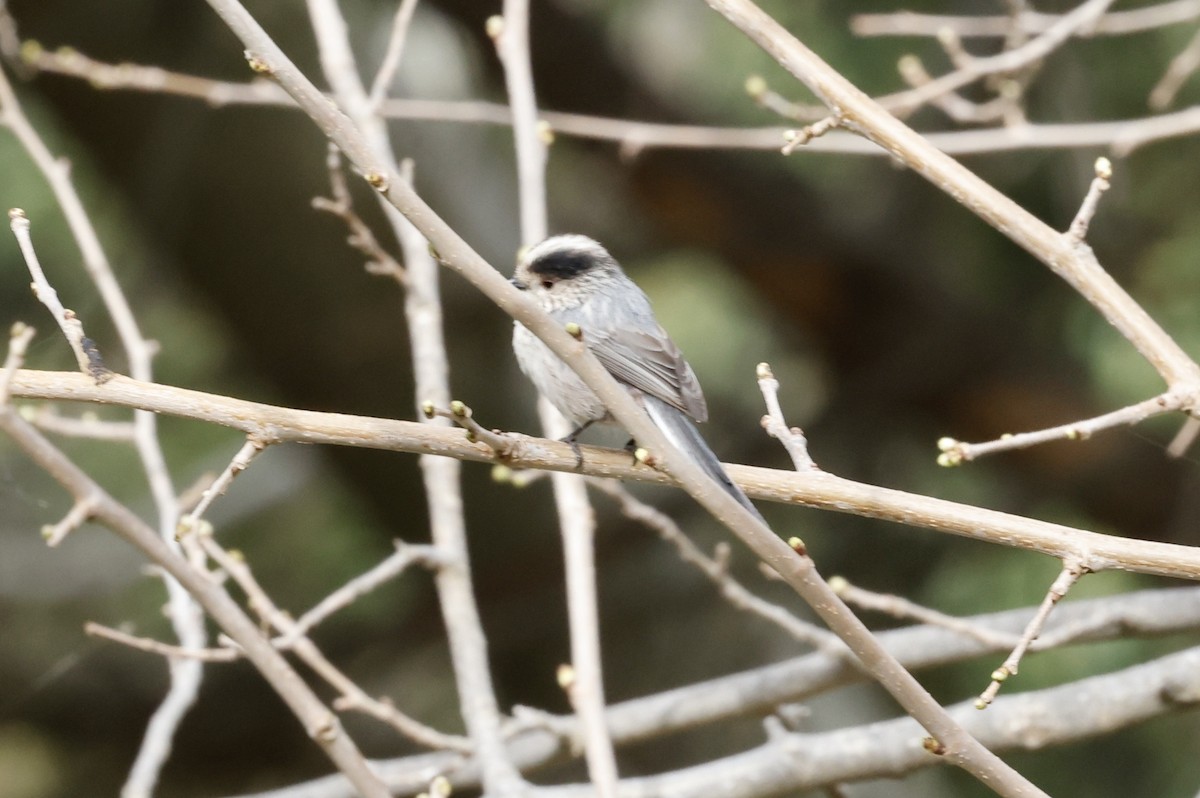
<box><xmin>86</xmin><ymin>622</ymin><xmax>241</xmax><ymax>662</ymax></box>
<box><xmin>852</xmin><ymin>0</ymin><xmax>1200</xmax><ymax>38</ymax></box>
<box><xmin>7</xmin><ymin>209</ymin><xmax>106</xmax><ymax>378</ymax></box>
<box><xmin>312</xmin><ymin>145</ymin><xmax>406</xmax><ymax>282</ymax></box>
<box><xmin>1066</xmin><ymin>156</ymin><xmax>1113</xmax><ymax>243</ymax></box>
<box><xmin>367</xmin><ymin>0</ymin><xmax>420</xmax><ymax>110</ymax></box>
<box><xmin>196</xmin><ymin>529</ymin><xmax>471</xmax><ymax>753</ymax></box>
<box><xmin>24</xmin><ymin>405</ymin><xmax>136</xmax><ymax>440</ymax></box>
<box><xmin>880</xmin><ymin>0</ymin><xmax>1119</xmax><ymax>118</ymax></box>
<box><xmin>756</xmin><ymin>362</ymin><xmax>814</xmax><ymax>470</ymax></box>
<box><xmin>937</xmin><ymin>391</ymin><xmax>1179</xmax><ymax>466</ymax></box>
<box><xmin>281</xmin><ymin>540</ymin><xmax>446</xmax><ymax>645</ymax></box>
<box><xmin>0</xmin><ymin>322</ymin><xmax>35</xmax><ymax>403</ymax></box>
<box><xmin>181</xmin><ymin>437</ymin><xmax>266</xmax><ymax>526</ymax></box>
<box><xmin>831</xmin><ymin>578</ymin><xmax>1023</xmax><ymax>649</ymax></box>
<box><xmin>976</xmin><ymin>561</ymin><xmax>1086</xmax><ymax>708</ymax></box>
<box><xmin>425</xmin><ymin>400</ymin><xmax>517</xmax><ymax>457</ymax></box>
<box><xmin>41</xmin><ymin>496</ymin><xmax>96</xmax><ymax>547</ymax></box>
<box><xmin>590</xmin><ymin>480</ymin><xmax>840</xmax><ymax>651</ymax></box>
<box><xmin>1149</xmin><ymin>24</ymin><xmax>1200</xmax><ymax>109</ymax></box>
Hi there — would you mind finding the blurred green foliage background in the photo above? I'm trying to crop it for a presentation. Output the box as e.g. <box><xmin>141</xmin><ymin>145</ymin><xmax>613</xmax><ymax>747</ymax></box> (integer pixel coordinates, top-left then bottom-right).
<box><xmin>1</xmin><ymin>1</ymin><xmax>1199</xmax><ymax>796</ymax></box>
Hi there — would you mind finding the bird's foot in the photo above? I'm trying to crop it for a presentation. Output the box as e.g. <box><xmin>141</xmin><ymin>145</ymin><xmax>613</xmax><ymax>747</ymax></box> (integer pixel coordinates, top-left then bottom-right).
<box><xmin>559</xmin><ymin>421</ymin><xmax>595</xmax><ymax>470</ymax></box>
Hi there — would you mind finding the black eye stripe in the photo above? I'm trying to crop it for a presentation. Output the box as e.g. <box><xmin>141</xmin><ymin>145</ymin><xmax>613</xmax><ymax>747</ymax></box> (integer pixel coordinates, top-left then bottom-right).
<box><xmin>528</xmin><ymin>251</ymin><xmax>593</xmax><ymax>279</ymax></box>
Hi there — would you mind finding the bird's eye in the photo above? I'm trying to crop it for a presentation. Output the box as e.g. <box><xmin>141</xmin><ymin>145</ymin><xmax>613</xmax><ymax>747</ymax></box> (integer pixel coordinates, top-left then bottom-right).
<box><xmin>540</xmin><ymin>280</ymin><xmax>554</xmax><ymax>290</ymax></box>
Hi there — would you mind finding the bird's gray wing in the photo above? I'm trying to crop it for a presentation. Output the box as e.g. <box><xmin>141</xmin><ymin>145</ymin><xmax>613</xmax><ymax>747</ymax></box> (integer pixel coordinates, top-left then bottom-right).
<box><xmin>588</xmin><ymin>324</ymin><xmax>709</xmax><ymax>423</ymax></box>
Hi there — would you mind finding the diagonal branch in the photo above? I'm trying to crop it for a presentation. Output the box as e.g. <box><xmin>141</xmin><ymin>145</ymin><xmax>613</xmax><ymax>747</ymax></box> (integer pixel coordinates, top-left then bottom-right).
<box><xmin>0</xmin><ymin>406</ymin><xmax>389</xmax><ymax>796</ymax></box>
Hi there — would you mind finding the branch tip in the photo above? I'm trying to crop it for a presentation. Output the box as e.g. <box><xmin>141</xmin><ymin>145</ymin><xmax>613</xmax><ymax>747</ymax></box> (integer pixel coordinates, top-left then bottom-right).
<box><xmin>19</xmin><ymin>39</ymin><xmax>41</xmax><ymax>64</ymax></box>
<box><xmin>429</xmin><ymin>775</ymin><xmax>452</xmax><ymax>798</ymax></box>
<box><xmin>485</xmin><ymin>14</ymin><xmax>505</xmax><ymax>40</ymax></box>
<box><xmin>744</xmin><ymin>74</ymin><xmax>767</xmax><ymax>99</ymax></box>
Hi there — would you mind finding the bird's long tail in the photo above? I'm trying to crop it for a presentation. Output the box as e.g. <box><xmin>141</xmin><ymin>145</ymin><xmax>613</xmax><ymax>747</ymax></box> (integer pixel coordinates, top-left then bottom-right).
<box><xmin>642</xmin><ymin>396</ymin><xmax>767</xmax><ymax>525</ymax></box>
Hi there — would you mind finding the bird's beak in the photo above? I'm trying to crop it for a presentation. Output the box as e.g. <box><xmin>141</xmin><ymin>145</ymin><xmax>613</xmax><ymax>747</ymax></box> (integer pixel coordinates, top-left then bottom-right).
<box><xmin>510</xmin><ymin>277</ymin><xmax>528</xmax><ymax>290</ymax></box>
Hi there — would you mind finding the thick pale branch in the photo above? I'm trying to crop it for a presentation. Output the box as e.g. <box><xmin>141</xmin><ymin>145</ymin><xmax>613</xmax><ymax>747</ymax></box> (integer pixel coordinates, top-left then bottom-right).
<box><xmin>226</xmin><ymin>586</ymin><xmax>1200</xmax><ymax>798</ymax></box>
<box><xmin>8</xmin><ymin>368</ymin><xmax>1200</xmax><ymax>581</ymax></box>
<box><xmin>532</xmin><ymin>646</ymin><xmax>1200</xmax><ymax>798</ymax></box>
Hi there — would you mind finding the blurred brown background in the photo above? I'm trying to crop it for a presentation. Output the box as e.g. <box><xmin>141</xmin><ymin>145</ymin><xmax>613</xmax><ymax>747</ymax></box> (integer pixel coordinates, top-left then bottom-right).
<box><xmin>1</xmin><ymin>1</ymin><xmax>1199</xmax><ymax>796</ymax></box>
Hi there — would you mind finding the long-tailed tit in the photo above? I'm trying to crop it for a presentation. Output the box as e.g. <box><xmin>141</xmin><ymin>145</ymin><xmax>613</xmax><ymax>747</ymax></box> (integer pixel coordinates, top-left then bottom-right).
<box><xmin>511</xmin><ymin>234</ymin><xmax>763</xmax><ymax>522</ymax></box>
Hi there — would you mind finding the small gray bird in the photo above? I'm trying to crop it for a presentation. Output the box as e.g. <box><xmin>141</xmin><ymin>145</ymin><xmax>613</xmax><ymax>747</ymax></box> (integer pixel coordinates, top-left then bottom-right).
<box><xmin>511</xmin><ymin>234</ymin><xmax>764</xmax><ymax>522</ymax></box>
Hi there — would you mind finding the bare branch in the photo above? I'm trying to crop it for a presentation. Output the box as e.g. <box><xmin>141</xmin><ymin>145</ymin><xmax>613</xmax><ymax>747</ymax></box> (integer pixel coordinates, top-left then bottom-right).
<box><xmin>24</xmin><ymin>404</ymin><xmax>136</xmax><ymax>440</ymax></box>
<box><xmin>1149</xmin><ymin>24</ymin><xmax>1200</xmax><ymax>110</ymax></box>
<box><xmin>7</xmin><ymin>209</ymin><xmax>108</xmax><ymax>378</ymax></box>
<box><xmin>223</xmin><ymin>588</ymin><xmax>1200</xmax><ymax>798</ymax></box>
<box><xmin>756</xmin><ymin>362</ymin><xmax>814</xmax><ymax>471</ymax></box>
<box><xmin>0</xmin><ymin>408</ymin><xmax>390</xmax><ymax>795</ymax></box>
<box><xmin>181</xmin><ymin>437</ymin><xmax>266</xmax><ymax>525</ymax></box>
<box><xmin>1066</xmin><ymin>156</ymin><xmax>1114</xmax><ymax>243</ymax></box>
<box><xmin>196</xmin><ymin>528</ymin><xmax>470</xmax><ymax>753</ymax></box>
<box><xmin>367</xmin><ymin>0</ymin><xmax>420</xmax><ymax>110</ymax></box>
<box><xmin>937</xmin><ymin>392</ymin><xmax>1178</xmax><ymax>465</ymax></box>
<box><xmin>590</xmin><ymin>480</ymin><xmax>839</xmax><ymax>650</ymax></box>
<box><xmin>0</xmin><ymin>60</ymin><xmax>204</xmax><ymax>797</ymax></box>
<box><xmin>301</xmin><ymin>0</ymin><xmax>523</xmax><ymax>788</ymax></box>
<box><xmin>831</xmin><ymin>578</ymin><xmax>1022</xmax><ymax>650</ymax></box>
<box><xmin>852</xmin><ymin>0</ymin><xmax>1200</xmax><ymax>39</ymax></box>
<box><xmin>976</xmin><ymin>561</ymin><xmax>1085</xmax><ymax>708</ymax></box>
<box><xmin>494</xmin><ymin>0</ymin><xmax>617</xmax><ymax>792</ymax></box>
<box><xmin>531</xmin><ymin>646</ymin><xmax>1200</xmax><ymax>798</ymax></box>
<box><xmin>9</xmin><ymin>367</ymin><xmax>1200</xmax><ymax>582</ymax></box>
<box><xmin>0</xmin><ymin>321</ymin><xmax>35</xmax><ymax>403</ymax></box>
<box><xmin>86</xmin><ymin>622</ymin><xmax>240</xmax><ymax>663</ymax></box>
<box><xmin>282</xmin><ymin>540</ymin><xmax>447</xmax><ymax>644</ymax></box>
<box><xmin>19</xmin><ymin>44</ymin><xmax>1200</xmax><ymax>157</ymax></box>
<box><xmin>312</xmin><ymin>146</ymin><xmax>406</xmax><ymax>282</ymax></box>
